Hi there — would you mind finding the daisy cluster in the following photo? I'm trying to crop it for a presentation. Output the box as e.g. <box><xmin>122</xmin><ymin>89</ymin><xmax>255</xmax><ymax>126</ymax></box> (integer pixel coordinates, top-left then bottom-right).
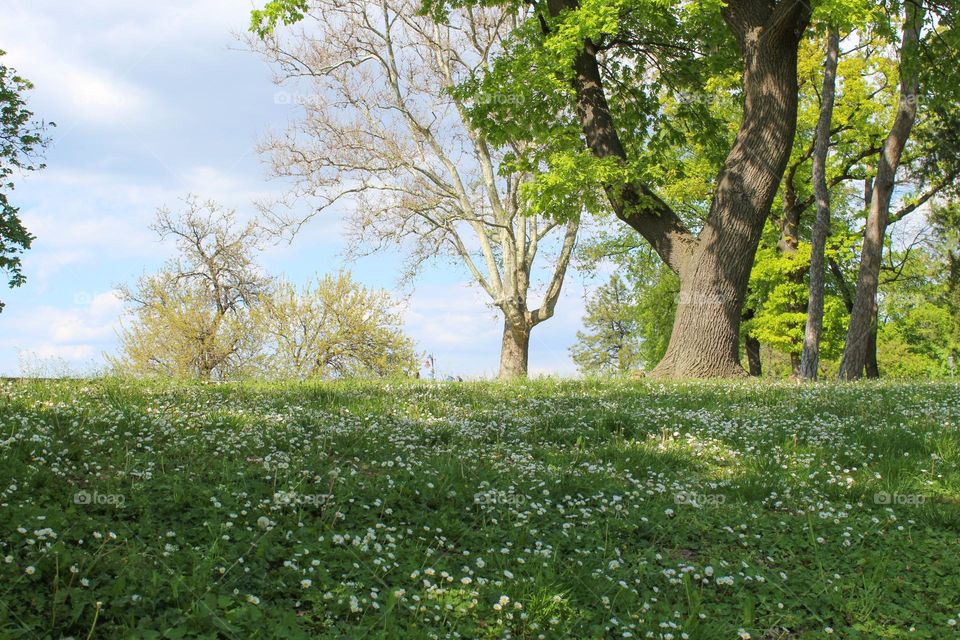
<box><xmin>0</xmin><ymin>378</ymin><xmax>957</xmax><ymax>638</ymax></box>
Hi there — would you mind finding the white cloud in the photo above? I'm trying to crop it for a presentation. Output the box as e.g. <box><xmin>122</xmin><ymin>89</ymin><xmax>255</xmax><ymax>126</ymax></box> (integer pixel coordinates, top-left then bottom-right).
<box><xmin>0</xmin><ymin>15</ymin><xmax>152</xmax><ymax>126</ymax></box>
<box><xmin>0</xmin><ymin>291</ymin><xmax>124</xmax><ymax>375</ymax></box>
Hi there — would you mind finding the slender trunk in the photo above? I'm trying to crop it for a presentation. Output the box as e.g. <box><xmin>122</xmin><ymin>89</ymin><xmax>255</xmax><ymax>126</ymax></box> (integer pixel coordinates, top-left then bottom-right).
<box><xmin>800</xmin><ymin>28</ymin><xmax>841</xmax><ymax>380</ymax></box>
<box><xmin>742</xmin><ymin>307</ymin><xmax>762</xmax><ymax>376</ymax></box>
<box><xmin>778</xmin><ymin>182</ymin><xmax>806</xmax><ymax>376</ymax></box>
<box><xmin>866</xmin><ymin>301</ymin><xmax>880</xmax><ymax>378</ymax></box>
<box><xmin>498</xmin><ymin>319</ymin><xmax>531</xmax><ymax>379</ymax></box>
<box><xmin>840</xmin><ymin>3</ymin><xmax>923</xmax><ymax>379</ymax></box>
<box><xmin>745</xmin><ymin>335</ymin><xmax>762</xmax><ymax>376</ymax></box>
<box><xmin>866</xmin><ymin>328</ymin><xmax>880</xmax><ymax>378</ymax></box>
<box><xmin>789</xmin><ymin>353</ymin><xmax>801</xmax><ymax>377</ymax></box>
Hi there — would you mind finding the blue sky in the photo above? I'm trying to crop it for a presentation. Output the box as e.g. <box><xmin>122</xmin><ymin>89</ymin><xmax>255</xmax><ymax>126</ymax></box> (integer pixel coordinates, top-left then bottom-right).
<box><xmin>0</xmin><ymin>0</ymin><xmax>588</xmax><ymax>377</ymax></box>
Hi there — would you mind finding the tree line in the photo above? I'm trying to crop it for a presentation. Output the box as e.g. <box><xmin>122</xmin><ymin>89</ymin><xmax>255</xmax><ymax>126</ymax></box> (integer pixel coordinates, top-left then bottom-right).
<box><xmin>1</xmin><ymin>1</ymin><xmax>958</xmax><ymax>380</ymax></box>
<box><xmin>246</xmin><ymin>0</ymin><xmax>958</xmax><ymax>379</ymax></box>
<box><xmin>109</xmin><ymin>198</ymin><xmax>418</xmax><ymax>380</ymax></box>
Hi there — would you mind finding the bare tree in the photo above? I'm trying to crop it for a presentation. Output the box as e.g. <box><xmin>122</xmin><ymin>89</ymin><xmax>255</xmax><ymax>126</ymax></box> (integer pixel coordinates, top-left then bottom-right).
<box><xmin>252</xmin><ymin>0</ymin><xmax>579</xmax><ymax>378</ymax></box>
<box><xmin>112</xmin><ymin>197</ymin><xmax>270</xmax><ymax>379</ymax></box>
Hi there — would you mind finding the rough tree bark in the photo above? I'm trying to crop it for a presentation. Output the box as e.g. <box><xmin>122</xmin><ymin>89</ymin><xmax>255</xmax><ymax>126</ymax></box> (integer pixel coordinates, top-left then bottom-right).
<box><xmin>546</xmin><ymin>0</ymin><xmax>811</xmax><ymax>377</ymax></box>
<box><xmin>839</xmin><ymin>3</ymin><xmax>923</xmax><ymax>380</ymax></box>
<box><xmin>499</xmin><ymin>320</ymin><xmax>531</xmax><ymax>378</ymax></box>
<box><xmin>799</xmin><ymin>28</ymin><xmax>841</xmax><ymax>380</ymax></box>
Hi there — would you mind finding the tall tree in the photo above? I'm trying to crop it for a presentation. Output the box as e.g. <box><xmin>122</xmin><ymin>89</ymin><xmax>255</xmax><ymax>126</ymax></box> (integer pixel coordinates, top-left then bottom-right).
<box><xmin>800</xmin><ymin>27</ymin><xmax>841</xmax><ymax>380</ymax></box>
<box><xmin>840</xmin><ymin>0</ymin><xmax>924</xmax><ymax>379</ymax></box>
<box><xmin>250</xmin><ymin>0</ymin><xmax>579</xmax><ymax>379</ymax></box>
<box><xmin>427</xmin><ymin>0</ymin><xmax>813</xmax><ymax>377</ymax></box>
<box><xmin>0</xmin><ymin>50</ymin><xmax>52</xmax><ymax>312</ymax></box>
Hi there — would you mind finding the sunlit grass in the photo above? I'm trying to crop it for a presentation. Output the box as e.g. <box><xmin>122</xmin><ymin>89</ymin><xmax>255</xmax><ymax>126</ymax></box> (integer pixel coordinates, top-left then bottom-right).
<box><xmin>0</xmin><ymin>378</ymin><xmax>958</xmax><ymax>638</ymax></box>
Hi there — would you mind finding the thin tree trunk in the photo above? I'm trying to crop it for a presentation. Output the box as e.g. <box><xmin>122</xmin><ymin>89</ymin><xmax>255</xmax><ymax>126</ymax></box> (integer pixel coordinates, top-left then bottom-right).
<box><xmin>839</xmin><ymin>3</ymin><xmax>923</xmax><ymax>379</ymax></box>
<box><xmin>498</xmin><ymin>319</ymin><xmax>531</xmax><ymax>379</ymax></box>
<box><xmin>789</xmin><ymin>353</ymin><xmax>801</xmax><ymax>378</ymax></box>
<box><xmin>866</xmin><ymin>301</ymin><xmax>880</xmax><ymax>378</ymax></box>
<box><xmin>742</xmin><ymin>307</ymin><xmax>762</xmax><ymax>376</ymax></box>
<box><xmin>745</xmin><ymin>335</ymin><xmax>762</xmax><ymax>376</ymax></box>
<box><xmin>800</xmin><ymin>28</ymin><xmax>840</xmax><ymax>380</ymax></box>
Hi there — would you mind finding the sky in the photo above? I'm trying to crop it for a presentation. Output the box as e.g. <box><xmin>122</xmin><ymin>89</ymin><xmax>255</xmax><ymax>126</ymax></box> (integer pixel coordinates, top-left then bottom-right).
<box><xmin>0</xmin><ymin>0</ymin><xmax>590</xmax><ymax>378</ymax></box>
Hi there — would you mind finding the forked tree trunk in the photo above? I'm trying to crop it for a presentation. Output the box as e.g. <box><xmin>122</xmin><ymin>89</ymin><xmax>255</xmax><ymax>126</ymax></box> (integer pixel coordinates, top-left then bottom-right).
<box><xmin>840</xmin><ymin>2</ymin><xmax>922</xmax><ymax>379</ymax></box>
<box><xmin>800</xmin><ymin>28</ymin><xmax>841</xmax><ymax>380</ymax></box>
<box><xmin>650</xmin><ymin>5</ymin><xmax>810</xmax><ymax>378</ymax></box>
<box><xmin>545</xmin><ymin>0</ymin><xmax>810</xmax><ymax>377</ymax></box>
<box><xmin>498</xmin><ymin>319</ymin><xmax>531</xmax><ymax>379</ymax></box>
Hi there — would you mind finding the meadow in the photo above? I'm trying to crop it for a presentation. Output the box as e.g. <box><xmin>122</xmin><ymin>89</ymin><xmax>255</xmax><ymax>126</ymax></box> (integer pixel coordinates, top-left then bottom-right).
<box><xmin>0</xmin><ymin>378</ymin><xmax>958</xmax><ymax>639</ymax></box>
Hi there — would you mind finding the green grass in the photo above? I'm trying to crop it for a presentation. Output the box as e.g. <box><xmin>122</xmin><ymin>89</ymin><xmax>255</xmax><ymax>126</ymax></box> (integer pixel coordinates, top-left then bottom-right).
<box><xmin>0</xmin><ymin>378</ymin><xmax>958</xmax><ymax>639</ymax></box>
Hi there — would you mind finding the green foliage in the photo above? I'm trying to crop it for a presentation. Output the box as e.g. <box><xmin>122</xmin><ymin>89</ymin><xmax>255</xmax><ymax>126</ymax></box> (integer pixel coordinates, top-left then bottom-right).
<box><xmin>249</xmin><ymin>0</ymin><xmax>309</xmax><ymax>37</ymax></box>
<box><xmin>253</xmin><ymin>273</ymin><xmax>419</xmax><ymax>380</ymax></box>
<box><xmin>2</xmin><ymin>378</ymin><xmax>960</xmax><ymax>637</ymax></box>
<box><xmin>875</xmin><ymin>200</ymin><xmax>960</xmax><ymax>377</ymax></box>
<box><xmin>439</xmin><ymin>0</ymin><xmax>737</xmax><ymax>226</ymax></box>
<box><xmin>574</xmin><ymin>234</ymin><xmax>679</xmax><ymax>373</ymax></box>
<box><xmin>570</xmin><ymin>274</ymin><xmax>642</xmax><ymax>375</ymax></box>
<box><xmin>745</xmin><ymin>242</ymin><xmax>848</xmax><ymax>363</ymax></box>
<box><xmin>0</xmin><ymin>50</ymin><xmax>52</xmax><ymax>310</ymax></box>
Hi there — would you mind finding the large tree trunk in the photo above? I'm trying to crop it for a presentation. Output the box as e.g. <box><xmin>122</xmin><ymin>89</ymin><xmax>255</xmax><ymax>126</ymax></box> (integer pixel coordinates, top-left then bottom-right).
<box><xmin>498</xmin><ymin>319</ymin><xmax>531</xmax><ymax>379</ymax></box>
<box><xmin>839</xmin><ymin>3</ymin><xmax>923</xmax><ymax>380</ymax></box>
<box><xmin>546</xmin><ymin>0</ymin><xmax>810</xmax><ymax>377</ymax></box>
<box><xmin>800</xmin><ymin>28</ymin><xmax>840</xmax><ymax>380</ymax></box>
<box><xmin>650</xmin><ymin>3</ymin><xmax>810</xmax><ymax>378</ymax></box>
<box><xmin>653</xmin><ymin>246</ymin><xmax>759</xmax><ymax>377</ymax></box>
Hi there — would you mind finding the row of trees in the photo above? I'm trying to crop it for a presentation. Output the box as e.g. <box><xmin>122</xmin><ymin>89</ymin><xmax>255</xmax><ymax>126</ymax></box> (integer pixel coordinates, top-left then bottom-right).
<box><xmin>574</xmin><ymin>200</ymin><xmax>960</xmax><ymax>378</ymax></box>
<box><xmin>569</xmin><ymin>1</ymin><xmax>959</xmax><ymax>379</ymax></box>
<box><xmin>246</xmin><ymin>0</ymin><xmax>959</xmax><ymax>379</ymax></box>
<box><xmin>2</xmin><ymin>1</ymin><xmax>957</xmax><ymax>380</ymax></box>
<box><xmin>111</xmin><ymin>198</ymin><xmax>418</xmax><ymax>380</ymax></box>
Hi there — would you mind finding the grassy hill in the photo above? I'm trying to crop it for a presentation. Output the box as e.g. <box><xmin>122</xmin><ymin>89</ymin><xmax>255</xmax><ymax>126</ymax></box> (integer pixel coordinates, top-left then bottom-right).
<box><xmin>0</xmin><ymin>378</ymin><xmax>958</xmax><ymax>638</ymax></box>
